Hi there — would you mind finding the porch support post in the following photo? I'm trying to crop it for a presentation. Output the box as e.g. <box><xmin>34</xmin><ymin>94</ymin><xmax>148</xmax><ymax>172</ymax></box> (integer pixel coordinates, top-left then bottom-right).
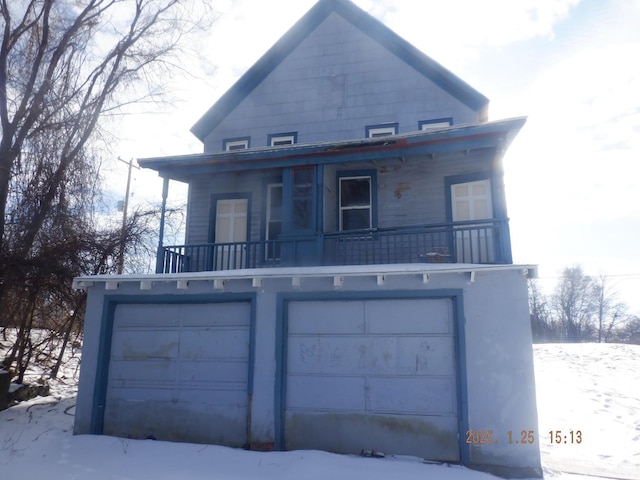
<box><xmin>155</xmin><ymin>177</ymin><xmax>170</xmax><ymax>273</ymax></box>
<box><xmin>316</xmin><ymin>164</ymin><xmax>324</xmax><ymax>262</ymax></box>
<box><xmin>501</xmin><ymin>218</ymin><xmax>513</xmax><ymax>264</ymax></box>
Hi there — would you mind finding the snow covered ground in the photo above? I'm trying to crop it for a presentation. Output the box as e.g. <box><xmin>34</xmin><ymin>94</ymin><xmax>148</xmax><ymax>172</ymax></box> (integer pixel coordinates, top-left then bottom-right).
<box><xmin>535</xmin><ymin>344</ymin><xmax>640</xmax><ymax>480</ymax></box>
<box><xmin>1</xmin><ymin>342</ymin><xmax>638</xmax><ymax>479</ymax></box>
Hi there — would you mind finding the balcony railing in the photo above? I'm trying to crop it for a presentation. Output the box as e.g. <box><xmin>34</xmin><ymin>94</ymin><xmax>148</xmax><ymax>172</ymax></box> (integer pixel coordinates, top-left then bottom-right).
<box><xmin>157</xmin><ymin>219</ymin><xmax>510</xmax><ymax>273</ymax></box>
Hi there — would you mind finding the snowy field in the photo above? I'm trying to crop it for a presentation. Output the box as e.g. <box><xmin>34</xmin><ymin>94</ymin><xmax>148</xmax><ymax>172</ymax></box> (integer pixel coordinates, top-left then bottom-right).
<box><xmin>1</xmin><ymin>342</ymin><xmax>638</xmax><ymax>480</ymax></box>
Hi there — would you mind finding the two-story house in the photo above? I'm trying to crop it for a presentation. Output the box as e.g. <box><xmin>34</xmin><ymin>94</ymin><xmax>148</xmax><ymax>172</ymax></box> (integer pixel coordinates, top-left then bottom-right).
<box><xmin>73</xmin><ymin>0</ymin><xmax>541</xmax><ymax>477</ymax></box>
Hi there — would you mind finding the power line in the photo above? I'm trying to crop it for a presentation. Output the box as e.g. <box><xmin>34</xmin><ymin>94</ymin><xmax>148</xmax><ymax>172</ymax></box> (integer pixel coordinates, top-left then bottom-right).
<box><xmin>536</xmin><ymin>273</ymin><xmax>640</xmax><ymax>280</ymax></box>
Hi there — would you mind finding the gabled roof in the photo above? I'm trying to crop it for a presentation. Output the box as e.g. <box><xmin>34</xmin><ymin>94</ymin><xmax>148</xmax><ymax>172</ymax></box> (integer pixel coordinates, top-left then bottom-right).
<box><xmin>142</xmin><ymin>117</ymin><xmax>525</xmax><ymax>182</ymax></box>
<box><xmin>191</xmin><ymin>0</ymin><xmax>489</xmax><ymax>142</ymax></box>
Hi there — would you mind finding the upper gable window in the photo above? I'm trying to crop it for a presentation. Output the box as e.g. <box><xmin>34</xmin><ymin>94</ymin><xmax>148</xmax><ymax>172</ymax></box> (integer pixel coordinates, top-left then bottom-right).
<box><xmin>269</xmin><ymin>132</ymin><xmax>297</xmax><ymax>146</ymax></box>
<box><xmin>366</xmin><ymin>123</ymin><xmax>398</xmax><ymax>138</ymax></box>
<box><xmin>419</xmin><ymin>118</ymin><xmax>453</xmax><ymax>131</ymax></box>
<box><xmin>224</xmin><ymin>137</ymin><xmax>250</xmax><ymax>151</ymax></box>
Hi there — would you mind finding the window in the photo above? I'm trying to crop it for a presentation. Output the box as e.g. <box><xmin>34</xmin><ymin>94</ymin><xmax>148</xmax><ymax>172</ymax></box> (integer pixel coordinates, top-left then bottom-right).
<box><xmin>210</xmin><ymin>195</ymin><xmax>251</xmax><ymax>270</ymax></box>
<box><xmin>223</xmin><ymin>137</ymin><xmax>250</xmax><ymax>151</ymax></box>
<box><xmin>338</xmin><ymin>172</ymin><xmax>376</xmax><ymax>231</ymax></box>
<box><xmin>366</xmin><ymin>123</ymin><xmax>398</xmax><ymax>138</ymax></box>
<box><xmin>419</xmin><ymin>118</ymin><xmax>452</xmax><ymax>131</ymax></box>
<box><xmin>269</xmin><ymin>132</ymin><xmax>297</xmax><ymax>146</ymax></box>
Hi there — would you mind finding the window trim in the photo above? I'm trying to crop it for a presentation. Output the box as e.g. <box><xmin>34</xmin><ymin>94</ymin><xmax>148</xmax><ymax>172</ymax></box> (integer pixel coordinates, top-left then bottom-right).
<box><xmin>268</xmin><ymin>132</ymin><xmax>298</xmax><ymax>147</ymax></box>
<box><xmin>208</xmin><ymin>192</ymin><xmax>252</xmax><ymax>244</ymax></box>
<box><xmin>223</xmin><ymin>137</ymin><xmax>250</xmax><ymax>151</ymax></box>
<box><xmin>444</xmin><ymin>172</ymin><xmax>496</xmax><ymax>224</ymax></box>
<box><xmin>419</xmin><ymin>118</ymin><xmax>453</xmax><ymax>131</ymax></box>
<box><xmin>337</xmin><ymin>169</ymin><xmax>378</xmax><ymax>231</ymax></box>
<box><xmin>365</xmin><ymin>123</ymin><xmax>398</xmax><ymax>138</ymax></box>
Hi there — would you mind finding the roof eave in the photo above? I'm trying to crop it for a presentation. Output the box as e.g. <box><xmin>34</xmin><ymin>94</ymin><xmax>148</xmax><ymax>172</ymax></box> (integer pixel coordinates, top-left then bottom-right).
<box><xmin>141</xmin><ymin>117</ymin><xmax>526</xmax><ymax>181</ymax></box>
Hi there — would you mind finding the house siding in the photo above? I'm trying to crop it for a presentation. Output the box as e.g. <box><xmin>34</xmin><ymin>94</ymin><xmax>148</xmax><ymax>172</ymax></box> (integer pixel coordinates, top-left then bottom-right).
<box><xmin>184</xmin><ymin>148</ymin><xmax>499</xmax><ymax>246</ymax></box>
<box><xmin>336</xmin><ymin>148</ymin><xmax>497</xmax><ymax>229</ymax></box>
<box><xmin>203</xmin><ymin>13</ymin><xmax>480</xmax><ymax>153</ymax></box>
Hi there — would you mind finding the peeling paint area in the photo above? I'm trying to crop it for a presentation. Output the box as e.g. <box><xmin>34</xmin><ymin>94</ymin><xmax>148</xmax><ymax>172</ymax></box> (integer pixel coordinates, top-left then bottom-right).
<box><xmin>285</xmin><ymin>411</ymin><xmax>459</xmax><ymax>461</ymax></box>
<box><xmin>394</xmin><ymin>182</ymin><xmax>411</xmax><ymax>199</ymax></box>
<box><xmin>120</xmin><ymin>339</ymin><xmax>179</xmax><ymax>361</ymax></box>
<box><xmin>104</xmin><ymin>399</ymin><xmax>247</xmax><ymax>446</ymax></box>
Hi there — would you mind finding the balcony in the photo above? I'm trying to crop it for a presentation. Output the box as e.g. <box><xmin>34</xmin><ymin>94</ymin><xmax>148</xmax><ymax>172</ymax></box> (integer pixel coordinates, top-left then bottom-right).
<box><xmin>157</xmin><ymin>219</ymin><xmax>511</xmax><ymax>273</ymax></box>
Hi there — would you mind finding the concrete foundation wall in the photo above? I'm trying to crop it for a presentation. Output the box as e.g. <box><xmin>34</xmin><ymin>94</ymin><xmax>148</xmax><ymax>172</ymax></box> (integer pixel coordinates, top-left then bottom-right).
<box><xmin>74</xmin><ymin>266</ymin><xmax>541</xmax><ymax>477</ymax></box>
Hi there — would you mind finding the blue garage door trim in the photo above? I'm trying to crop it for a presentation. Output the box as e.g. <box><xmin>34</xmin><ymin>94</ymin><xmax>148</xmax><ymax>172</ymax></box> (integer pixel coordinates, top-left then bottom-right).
<box><xmin>275</xmin><ymin>289</ymin><xmax>469</xmax><ymax>464</ymax></box>
<box><xmin>91</xmin><ymin>293</ymin><xmax>257</xmax><ymax>438</ymax></box>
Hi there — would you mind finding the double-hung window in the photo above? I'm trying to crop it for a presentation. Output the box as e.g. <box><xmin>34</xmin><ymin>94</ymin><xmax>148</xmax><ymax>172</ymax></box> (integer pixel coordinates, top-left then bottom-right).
<box><xmin>338</xmin><ymin>172</ymin><xmax>376</xmax><ymax>231</ymax></box>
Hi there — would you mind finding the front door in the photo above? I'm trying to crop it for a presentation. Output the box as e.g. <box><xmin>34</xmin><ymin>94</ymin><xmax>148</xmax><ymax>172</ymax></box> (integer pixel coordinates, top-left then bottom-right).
<box><xmin>280</xmin><ymin>166</ymin><xmax>319</xmax><ymax>266</ymax></box>
<box><xmin>265</xmin><ymin>184</ymin><xmax>283</xmax><ymax>262</ymax></box>
<box><xmin>450</xmin><ymin>179</ymin><xmax>494</xmax><ymax>263</ymax></box>
<box><xmin>215</xmin><ymin>198</ymin><xmax>248</xmax><ymax>269</ymax></box>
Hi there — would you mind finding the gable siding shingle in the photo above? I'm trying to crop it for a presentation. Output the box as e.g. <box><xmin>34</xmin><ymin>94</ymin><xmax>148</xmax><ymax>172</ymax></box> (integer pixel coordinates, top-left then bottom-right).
<box><xmin>203</xmin><ymin>13</ymin><xmax>479</xmax><ymax>153</ymax></box>
<box><xmin>193</xmin><ymin>0</ymin><xmax>489</xmax><ymax>149</ymax></box>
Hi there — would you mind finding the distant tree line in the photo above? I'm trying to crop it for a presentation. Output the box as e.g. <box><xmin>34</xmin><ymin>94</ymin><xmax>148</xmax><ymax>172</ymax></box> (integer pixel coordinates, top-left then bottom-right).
<box><xmin>529</xmin><ymin>265</ymin><xmax>640</xmax><ymax>344</ymax></box>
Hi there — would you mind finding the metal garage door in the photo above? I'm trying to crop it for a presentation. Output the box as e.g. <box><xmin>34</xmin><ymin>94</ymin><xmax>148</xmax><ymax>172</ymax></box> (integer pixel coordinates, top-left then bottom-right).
<box><xmin>285</xmin><ymin>298</ymin><xmax>459</xmax><ymax>461</ymax></box>
<box><xmin>103</xmin><ymin>302</ymin><xmax>251</xmax><ymax>446</ymax></box>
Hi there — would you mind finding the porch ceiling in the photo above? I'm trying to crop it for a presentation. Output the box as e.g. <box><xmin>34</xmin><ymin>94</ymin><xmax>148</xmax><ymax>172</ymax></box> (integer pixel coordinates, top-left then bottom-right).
<box><xmin>138</xmin><ymin>117</ymin><xmax>526</xmax><ymax>182</ymax></box>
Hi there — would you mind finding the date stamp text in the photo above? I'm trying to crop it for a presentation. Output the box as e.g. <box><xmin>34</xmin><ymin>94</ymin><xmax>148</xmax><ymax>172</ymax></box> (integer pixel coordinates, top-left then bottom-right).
<box><xmin>465</xmin><ymin>429</ymin><xmax>583</xmax><ymax>445</ymax></box>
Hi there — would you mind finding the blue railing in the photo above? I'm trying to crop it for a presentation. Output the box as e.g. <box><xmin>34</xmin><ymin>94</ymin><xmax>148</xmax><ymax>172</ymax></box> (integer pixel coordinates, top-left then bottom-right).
<box><xmin>158</xmin><ymin>235</ymin><xmax>323</xmax><ymax>273</ymax></box>
<box><xmin>158</xmin><ymin>219</ymin><xmax>510</xmax><ymax>273</ymax></box>
<box><xmin>325</xmin><ymin>219</ymin><xmax>510</xmax><ymax>266</ymax></box>
<box><xmin>160</xmin><ymin>239</ymin><xmax>291</xmax><ymax>273</ymax></box>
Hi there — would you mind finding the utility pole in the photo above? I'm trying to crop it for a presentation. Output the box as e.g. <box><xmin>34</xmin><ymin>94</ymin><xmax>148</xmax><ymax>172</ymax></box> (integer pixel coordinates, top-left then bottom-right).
<box><xmin>117</xmin><ymin>157</ymin><xmax>139</xmax><ymax>274</ymax></box>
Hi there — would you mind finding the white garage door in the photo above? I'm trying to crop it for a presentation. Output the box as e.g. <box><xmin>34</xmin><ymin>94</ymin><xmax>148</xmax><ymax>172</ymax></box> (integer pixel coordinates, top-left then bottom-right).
<box><xmin>285</xmin><ymin>298</ymin><xmax>459</xmax><ymax>461</ymax></box>
<box><xmin>103</xmin><ymin>302</ymin><xmax>251</xmax><ymax>446</ymax></box>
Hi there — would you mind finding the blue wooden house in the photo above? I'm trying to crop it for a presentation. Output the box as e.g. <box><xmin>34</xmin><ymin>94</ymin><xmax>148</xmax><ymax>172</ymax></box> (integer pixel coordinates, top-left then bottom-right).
<box><xmin>73</xmin><ymin>1</ymin><xmax>541</xmax><ymax>477</ymax></box>
<box><xmin>141</xmin><ymin>0</ymin><xmax>523</xmax><ymax>274</ymax></box>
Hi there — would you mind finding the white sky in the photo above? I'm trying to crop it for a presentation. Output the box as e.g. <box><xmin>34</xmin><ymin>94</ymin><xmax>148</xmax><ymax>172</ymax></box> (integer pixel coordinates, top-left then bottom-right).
<box><xmin>110</xmin><ymin>0</ymin><xmax>640</xmax><ymax>312</ymax></box>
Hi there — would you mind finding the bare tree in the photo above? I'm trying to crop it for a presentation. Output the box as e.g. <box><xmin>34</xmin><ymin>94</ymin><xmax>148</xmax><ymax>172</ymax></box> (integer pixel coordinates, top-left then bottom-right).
<box><xmin>551</xmin><ymin>266</ymin><xmax>595</xmax><ymax>342</ymax></box>
<box><xmin>0</xmin><ymin>0</ymin><xmax>216</xmax><ymax>382</ymax></box>
<box><xmin>529</xmin><ymin>266</ymin><xmax>637</xmax><ymax>344</ymax></box>
<box><xmin>614</xmin><ymin>315</ymin><xmax>640</xmax><ymax>345</ymax></box>
<box><xmin>528</xmin><ymin>279</ymin><xmax>556</xmax><ymax>342</ymax></box>
<box><xmin>0</xmin><ymin>0</ymin><xmax>212</xmax><ymax>256</ymax></box>
<box><xmin>1</xmin><ymin>204</ymin><xmax>167</xmax><ymax>382</ymax></box>
<box><xmin>591</xmin><ymin>274</ymin><xmax>628</xmax><ymax>343</ymax></box>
